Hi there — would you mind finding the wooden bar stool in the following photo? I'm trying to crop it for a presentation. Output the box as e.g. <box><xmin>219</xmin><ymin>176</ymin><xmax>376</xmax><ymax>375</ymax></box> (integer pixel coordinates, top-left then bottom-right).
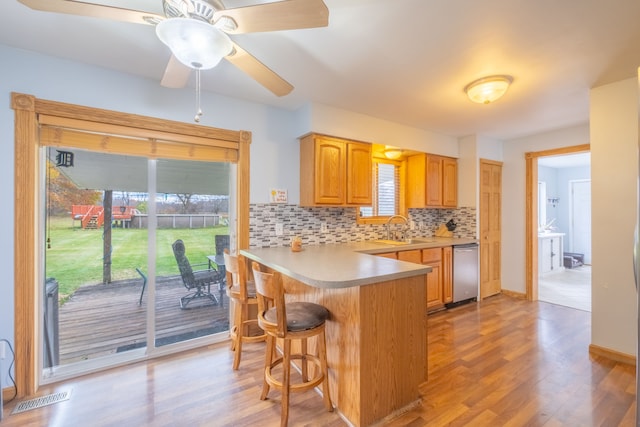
<box><xmin>251</xmin><ymin>262</ymin><xmax>333</xmax><ymax>427</ymax></box>
<box><xmin>223</xmin><ymin>249</ymin><xmax>266</xmax><ymax>370</ymax></box>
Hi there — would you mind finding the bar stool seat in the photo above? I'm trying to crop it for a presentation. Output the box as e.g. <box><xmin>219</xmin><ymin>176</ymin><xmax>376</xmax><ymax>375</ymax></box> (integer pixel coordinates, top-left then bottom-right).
<box><xmin>251</xmin><ymin>262</ymin><xmax>333</xmax><ymax>427</ymax></box>
<box><xmin>224</xmin><ymin>249</ymin><xmax>266</xmax><ymax>370</ymax></box>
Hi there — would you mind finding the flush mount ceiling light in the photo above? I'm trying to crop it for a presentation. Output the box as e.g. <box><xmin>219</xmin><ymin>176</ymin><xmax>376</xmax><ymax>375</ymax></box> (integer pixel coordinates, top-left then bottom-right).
<box><xmin>384</xmin><ymin>146</ymin><xmax>403</xmax><ymax>159</ymax></box>
<box><xmin>156</xmin><ymin>18</ymin><xmax>233</xmax><ymax>70</ymax></box>
<box><xmin>464</xmin><ymin>75</ymin><xmax>513</xmax><ymax>104</ymax></box>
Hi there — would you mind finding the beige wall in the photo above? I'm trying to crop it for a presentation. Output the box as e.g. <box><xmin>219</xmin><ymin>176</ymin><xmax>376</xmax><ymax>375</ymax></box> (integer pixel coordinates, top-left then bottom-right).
<box><xmin>590</xmin><ymin>77</ymin><xmax>639</xmax><ymax>355</ymax></box>
<box><xmin>502</xmin><ymin>124</ymin><xmax>590</xmax><ymax>293</ymax></box>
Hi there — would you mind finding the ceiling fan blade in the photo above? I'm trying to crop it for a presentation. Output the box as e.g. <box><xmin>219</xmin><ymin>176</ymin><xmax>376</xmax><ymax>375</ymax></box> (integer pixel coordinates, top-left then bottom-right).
<box><xmin>18</xmin><ymin>0</ymin><xmax>164</xmax><ymax>25</ymax></box>
<box><xmin>160</xmin><ymin>55</ymin><xmax>192</xmax><ymax>88</ymax></box>
<box><xmin>215</xmin><ymin>0</ymin><xmax>329</xmax><ymax>34</ymax></box>
<box><xmin>226</xmin><ymin>43</ymin><xmax>293</xmax><ymax>97</ymax></box>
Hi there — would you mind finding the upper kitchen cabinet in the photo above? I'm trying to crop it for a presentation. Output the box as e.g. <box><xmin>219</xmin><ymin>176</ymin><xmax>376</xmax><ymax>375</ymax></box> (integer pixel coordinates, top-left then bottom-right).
<box><xmin>406</xmin><ymin>153</ymin><xmax>457</xmax><ymax>208</ymax></box>
<box><xmin>299</xmin><ymin>133</ymin><xmax>372</xmax><ymax>206</ymax></box>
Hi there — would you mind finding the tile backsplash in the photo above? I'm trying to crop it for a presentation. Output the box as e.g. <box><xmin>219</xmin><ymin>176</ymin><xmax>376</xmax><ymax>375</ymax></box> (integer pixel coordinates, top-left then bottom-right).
<box><xmin>249</xmin><ymin>204</ymin><xmax>476</xmax><ymax>248</ymax></box>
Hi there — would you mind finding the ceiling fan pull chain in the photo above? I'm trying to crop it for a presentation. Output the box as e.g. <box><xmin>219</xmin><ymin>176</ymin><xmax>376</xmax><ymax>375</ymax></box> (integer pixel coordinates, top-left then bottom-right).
<box><xmin>194</xmin><ymin>68</ymin><xmax>203</xmax><ymax>123</ymax></box>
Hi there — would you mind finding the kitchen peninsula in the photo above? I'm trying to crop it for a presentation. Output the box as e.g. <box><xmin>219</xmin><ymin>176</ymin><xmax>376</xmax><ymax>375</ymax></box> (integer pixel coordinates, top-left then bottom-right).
<box><xmin>241</xmin><ymin>243</ymin><xmax>432</xmax><ymax>427</ymax></box>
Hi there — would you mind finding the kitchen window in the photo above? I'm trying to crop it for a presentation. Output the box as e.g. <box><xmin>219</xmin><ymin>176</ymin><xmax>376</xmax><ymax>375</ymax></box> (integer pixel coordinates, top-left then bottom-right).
<box><xmin>357</xmin><ymin>158</ymin><xmax>406</xmax><ymax>224</ymax></box>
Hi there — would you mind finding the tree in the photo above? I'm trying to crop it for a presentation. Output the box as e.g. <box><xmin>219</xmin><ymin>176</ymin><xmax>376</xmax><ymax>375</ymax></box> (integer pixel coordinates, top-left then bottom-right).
<box><xmin>47</xmin><ymin>160</ymin><xmax>101</xmax><ymax>215</ymax></box>
<box><xmin>175</xmin><ymin>193</ymin><xmax>194</xmax><ymax>213</ymax></box>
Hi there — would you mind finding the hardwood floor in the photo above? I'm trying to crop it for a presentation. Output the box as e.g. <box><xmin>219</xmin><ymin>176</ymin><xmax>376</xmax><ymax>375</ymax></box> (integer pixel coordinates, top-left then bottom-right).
<box><xmin>2</xmin><ymin>294</ymin><xmax>635</xmax><ymax>426</ymax></box>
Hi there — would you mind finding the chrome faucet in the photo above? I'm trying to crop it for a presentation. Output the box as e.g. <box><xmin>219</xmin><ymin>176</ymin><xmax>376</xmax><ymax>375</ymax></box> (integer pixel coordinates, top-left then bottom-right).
<box><xmin>386</xmin><ymin>215</ymin><xmax>409</xmax><ymax>241</ymax></box>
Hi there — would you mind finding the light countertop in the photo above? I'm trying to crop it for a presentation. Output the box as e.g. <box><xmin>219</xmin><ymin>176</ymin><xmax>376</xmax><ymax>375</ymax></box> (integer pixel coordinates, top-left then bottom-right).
<box><xmin>241</xmin><ymin>237</ymin><xmax>477</xmax><ymax>289</ymax></box>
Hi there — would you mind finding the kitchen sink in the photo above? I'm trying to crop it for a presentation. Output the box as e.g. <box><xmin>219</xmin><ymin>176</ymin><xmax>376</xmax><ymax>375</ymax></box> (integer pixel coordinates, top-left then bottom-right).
<box><xmin>370</xmin><ymin>238</ymin><xmax>436</xmax><ymax>245</ymax></box>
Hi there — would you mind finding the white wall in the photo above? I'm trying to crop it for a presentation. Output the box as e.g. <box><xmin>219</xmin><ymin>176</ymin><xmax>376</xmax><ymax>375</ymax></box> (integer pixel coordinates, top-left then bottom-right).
<box><xmin>502</xmin><ymin>124</ymin><xmax>590</xmax><ymax>294</ymax></box>
<box><xmin>590</xmin><ymin>77</ymin><xmax>638</xmax><ymax>355</ymax></box>
<box><xmin>458</xmin><ymin>135</ymin><xmax>478</xmax><ymax>209</ymax></box>
<box><xmin>308</xmin><ymin>103</ymin><xmax>459</xmax><ymax>156</ymax></box>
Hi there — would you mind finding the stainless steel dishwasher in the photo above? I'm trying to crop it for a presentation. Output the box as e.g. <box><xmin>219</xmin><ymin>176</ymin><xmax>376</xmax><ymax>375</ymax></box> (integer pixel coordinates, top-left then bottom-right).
<box><xmin>450</xmin><ymin>243</ymin><xmax>479</xmax><ymax>305</ymax></box>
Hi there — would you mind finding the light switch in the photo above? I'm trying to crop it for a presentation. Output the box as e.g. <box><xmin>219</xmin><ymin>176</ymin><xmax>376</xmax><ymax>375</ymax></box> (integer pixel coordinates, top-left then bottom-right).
<box><xmin>275</xmin><ymin>223</ymin><xmax>284</xmax><ymax>236</ymax></box>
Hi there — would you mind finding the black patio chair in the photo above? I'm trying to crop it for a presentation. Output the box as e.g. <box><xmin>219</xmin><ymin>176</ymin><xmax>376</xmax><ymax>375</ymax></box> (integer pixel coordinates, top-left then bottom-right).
<box><xmin>172</xmin><ymin>239</ymin><xmax>222</xmax><ymax>309</ymax></box>
<box><xmin>136</xmin><ymin>267</ymin><xmax>147</xmax><ymax>306</ymax></box>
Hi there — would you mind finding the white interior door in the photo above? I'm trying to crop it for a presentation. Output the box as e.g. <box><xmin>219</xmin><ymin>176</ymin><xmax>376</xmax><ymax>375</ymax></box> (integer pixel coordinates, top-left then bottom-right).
<box><xmin>570</xmin><ymin>179</ymin><xmax>591</xmax><ymax>264</ymax></box>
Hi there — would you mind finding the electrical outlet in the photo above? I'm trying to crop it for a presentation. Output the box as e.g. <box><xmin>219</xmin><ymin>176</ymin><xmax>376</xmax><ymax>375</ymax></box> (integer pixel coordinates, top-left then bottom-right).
<box><xmin>320</xmin><ymin>222</ymin><xmax>328</xmax><ymax>233</ymax></box>
<box><xmin>275</xmin><ymin>223</ymin><xmax>284</xmax><ymax>236</ymax></box>
<box><xmin>410</xmin><ymin>220</ymin><xmax>416</xmax><ymax>230</ymax></box>
<box><xmin>419</xmin><ymin>221</ymin><xmax>424</xmax><ymax>230</ymax></box>
<box><xmin>0</xmin><ymin>341</ymin><xmax>5</xmax><ymax>359</ymax></box>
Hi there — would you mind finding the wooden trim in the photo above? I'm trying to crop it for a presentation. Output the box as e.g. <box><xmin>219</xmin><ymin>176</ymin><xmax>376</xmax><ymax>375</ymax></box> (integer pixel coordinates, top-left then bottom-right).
<box><xmin>237</xmin><ymin>131</ymin><xmax>251</xmax><ymax>250</ymax></box>
<box><xmin>33</xmin><ymin>97</ymin><xmax>241</xmax><ymax>142</ymax></box>
<box><xmin>500</xmin><ymin>289</ymin><xmax>526</xmax><ymax>299</ymax></box>
<box><xmin>478</xmin><ymin>158</ymin><xmax>503</xmax><ymax>166</ymax></box>
<box><xmin>524</xmin><ymin>144</ymin><xmax>590</xmax><ymax>301</ymax></box>
<box><xmin>39</xmin><ymin>126</ymin><xmax>238</xmax><ymax>162</ymax></box>
<box><xmin>589</xmin><ymin>344</ymin><xmax>635</xmax><ymax>366</ymax></box>
<box><xmin>12</xmin><ymin>93</ymin><xmax>38</xmax><ymax>397</ymax></box>
<box><xmin>38</xmin><ymin>116</ymin><xmax>240</xmax><ymax>149</ymax></box>
<box><xmin>526</xmin><ymin>144</ymin><xmax>591</xmax><ymax>159</ymax></box>
<box><xmin>2</xmin><ymin>386</ymin><xmax>16</xmax><ymax>402</ymax></box>
<box><xmin>525</xmin><ymin>155</ymin><xmax>538</xmax><ymax>301</ymax></box>
<box><xmin>11</xmin><ymin>92</ymin><xmax>250</xmax><ymax>398</ymax></box>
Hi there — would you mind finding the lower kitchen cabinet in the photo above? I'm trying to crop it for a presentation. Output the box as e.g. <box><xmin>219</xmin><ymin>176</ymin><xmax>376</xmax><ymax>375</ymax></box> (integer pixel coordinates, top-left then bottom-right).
<box><xmin>395</xmin><ymin>247</ymin><xmax>453</xmax><ymax>312</ymax></box>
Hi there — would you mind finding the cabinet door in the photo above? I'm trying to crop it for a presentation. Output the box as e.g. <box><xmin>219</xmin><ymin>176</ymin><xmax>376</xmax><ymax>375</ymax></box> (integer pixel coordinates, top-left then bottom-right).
<box><xmin>314</xmin><ymin>138</ymin><xmax>346</xmax><ymax>204</ymax></box>
<box><xmin>422</xmin><ymin>248</ymin><xmax>444</xmax><ymax>309</ymax></box>
<box><xmin>442</xmin><ymin>246</ymin><xmax>453</xmax><ymax>303</ymax></box>
<box><xmin>425</xmin><ymin>155</ymin><xmax>443</xmax><ymax>207</ymax></box>
<box><xmin>346</xmin><ymin>142</ymin><xmax>372</xmax><ymax>205</ymax></box>
<box><xmin>425</xmin><ymin>261</ymin><xmax>443</xmax><ymax>309</ymax></box>
<box><xmin>398</xmin><ymin>250</ymin><xmax>422</xmax><ymax>264</ymax></box>
<box><xmin>406</xmin><ymin>154</ymin><xmax>426</xmax><ymax>208</ymax></box>
<box><xmin>442</xmin><ymin>157</ymin><xmax>457</xmax><ymax>207</ymax></box>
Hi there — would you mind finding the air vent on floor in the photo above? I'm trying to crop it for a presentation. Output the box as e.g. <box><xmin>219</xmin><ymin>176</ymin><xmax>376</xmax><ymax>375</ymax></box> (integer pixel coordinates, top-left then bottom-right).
<box><xmin>11</xmin><ymin>389</ymin><xmax>71</xmax><ymax>415</ymax></box>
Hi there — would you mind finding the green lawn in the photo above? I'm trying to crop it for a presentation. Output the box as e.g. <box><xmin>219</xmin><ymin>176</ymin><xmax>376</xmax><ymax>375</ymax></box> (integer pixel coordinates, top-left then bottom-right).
<box><xmin>45</xmin><ymin>216</ymin><xmax>228</xmax><ymax>298</ymax></box>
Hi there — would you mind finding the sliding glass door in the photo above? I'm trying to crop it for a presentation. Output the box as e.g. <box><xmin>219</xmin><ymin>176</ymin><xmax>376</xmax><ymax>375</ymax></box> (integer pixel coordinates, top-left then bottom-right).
<box><xmin>42</xmin><ymin>147</ymin><xmax>232</xmax><ymax>378</ymax></box>
<box><xmin>152</xmin><ymin>158</ymin><xmax>231</xmax><ymax>349</ymax></box>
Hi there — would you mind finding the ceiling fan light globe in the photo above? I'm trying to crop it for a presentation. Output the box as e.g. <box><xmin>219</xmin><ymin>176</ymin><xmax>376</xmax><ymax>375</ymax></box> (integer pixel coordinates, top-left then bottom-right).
<box><xmin>156</xmin><ymin>18</ymin><xmax>232</xmax><ymax>70</ymax></box>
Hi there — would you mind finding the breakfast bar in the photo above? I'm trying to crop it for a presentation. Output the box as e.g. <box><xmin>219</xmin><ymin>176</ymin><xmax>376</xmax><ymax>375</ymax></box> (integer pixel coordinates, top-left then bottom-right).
<box><xmin>241</xmin><ymin>243</ymin><xmax>431</xmax><ymax>427</ymax></box>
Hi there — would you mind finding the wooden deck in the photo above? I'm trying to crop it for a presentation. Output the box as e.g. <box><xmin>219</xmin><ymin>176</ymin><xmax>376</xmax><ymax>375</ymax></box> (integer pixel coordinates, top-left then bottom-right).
<box><xmin>57</xmin><ymin>275</ymin><xmax>230</xmax><ymax>364</ymax></box>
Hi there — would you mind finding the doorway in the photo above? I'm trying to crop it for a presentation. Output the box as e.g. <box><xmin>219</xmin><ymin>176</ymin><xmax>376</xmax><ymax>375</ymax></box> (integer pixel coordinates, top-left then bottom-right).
<box><xmin>12</xmin><ymin>92</ymin><xmax>251</xmax><ymax>397</ymax></box>
<box><xmin>525</xmin><ymin>144</ymin><xmax>591</xmax><ymax>306</ymax></box>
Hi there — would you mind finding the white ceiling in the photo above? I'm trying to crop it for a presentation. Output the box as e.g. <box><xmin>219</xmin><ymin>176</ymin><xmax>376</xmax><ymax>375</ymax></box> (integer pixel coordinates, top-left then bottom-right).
<box><xmin>2</xmin><ymin>0</ymin><xmax>640</xmax><ymax>140</ymax></box>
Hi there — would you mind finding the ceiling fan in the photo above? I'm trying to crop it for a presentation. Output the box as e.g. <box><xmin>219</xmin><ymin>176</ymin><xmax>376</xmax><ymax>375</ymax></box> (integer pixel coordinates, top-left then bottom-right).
<box><xmin>18</xmin><ymin>0</ymin><xmax>330</xmax><ymax>97</ymax></box>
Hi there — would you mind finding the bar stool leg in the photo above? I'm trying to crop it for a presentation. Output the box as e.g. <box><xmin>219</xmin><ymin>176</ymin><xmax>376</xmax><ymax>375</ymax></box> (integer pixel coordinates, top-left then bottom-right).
<box><xmin>230</xmin><ymin>299</ymin><xmax>240</xmax><ymax>351</ymax></box>
<box><xmin>261</xmin><ymin>335</ymin><xmax>274</xmax><ymax>401</ymax></box>
<box><xmin>232</xmin><ymin>303</ymin><xmax>248</xmax><ymax>370</ymax></box>
<box><xmin>281</xmin><ymin>339</ymin><xmax>292</xmax><ymax>427</ymax></box>
<box><xmin>300</xmin><ymin>338</ymin><xmax>308</xmax><ymax>382</ymax></box>
<box><xmin>319</xmin><ymin>330</ymin><xmax>333</xmax><ymax>412</ymax></box>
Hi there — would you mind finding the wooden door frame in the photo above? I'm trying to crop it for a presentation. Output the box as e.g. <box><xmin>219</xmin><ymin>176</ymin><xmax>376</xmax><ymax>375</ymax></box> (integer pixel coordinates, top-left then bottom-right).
<box><xmin>525</xmin><ymin>144</ymin><xmax>590</xmax><ymax>301</ymax></box>
<box><xmin>11</xmin><ymin>92</ymin><xmax>251</xmax><ymax>397</ymax></box>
